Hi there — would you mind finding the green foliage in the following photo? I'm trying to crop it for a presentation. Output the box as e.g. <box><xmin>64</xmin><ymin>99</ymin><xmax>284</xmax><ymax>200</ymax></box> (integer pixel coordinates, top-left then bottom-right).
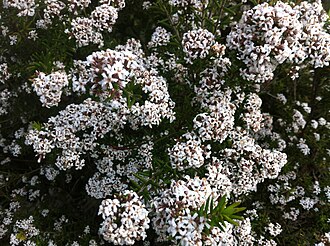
<box><xmin>197</xmin><ymin>195</ymin><xmax>246</xmax><ymax>234</ymax></box>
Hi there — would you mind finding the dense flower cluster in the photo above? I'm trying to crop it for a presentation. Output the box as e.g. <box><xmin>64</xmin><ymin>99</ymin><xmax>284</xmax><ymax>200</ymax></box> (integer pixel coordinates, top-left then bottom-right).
<box><xmin>152</xmin><ymin>176</ymin><xmax>214</xmax><ymax>245</ymax></box>
<box><xmin>32</xmin><ymin>71</ymin><xmax>69</xmax><ymax>108</ymax></box>
<box><xmin>86</xmin><ymin>140</ymin><xmax>154</xmax><ymax>199</ymax></box>
<box><xmin>227</xmin><ymin>0</ymin><xmax>330</xmax><ymax>82</ymax></box>
<box><xmin>148</xmin><ymin>26</ymin><xmax>172</xmax><ymax>48</ymax></box>
<box><xmin>193</xmin><ymin>89</ymin><xmax>236</xmax><ymax>143</ymax></box>
<box><xmin>67</xmin><ymin>0</ymin><xmax>125</xmax><ymax>47</ymax></box>
<box><xmin>2</xmin><ymin>0</ymin><xmax>125</xmax><ymax>47</ymax></box>
<box><xmin>182</xmin><ymin>28</ymin><xmax>215</xmax><ymax>63</ymax></box>
<box><xmin>26</xmin><ymin>41</ymin><xmax>175</xmax><ymax>170</ymax></box>
<box><xmin>79</xmin><ymin>49</ymin><xmax>139</xmax><ymax>95</ymax></box>
<box><xmin>98</xmin><ymin>190</ymin><xmax>149</xmax><ymax>245</ymax></box>
<box><xmin>169</xmin><ymin>132</ymin><xmax>211</xmax><ymax>170</ymax></box>
<box><xmin>69</xmin><ymin>17</ymin><xmax>105</xmax><ymax>47</ymax></box>
<box><xmin>3</xmin><ymin>0</ymin><xmax>37</xmax><ymax>16</ymax></box>
<box><xmin>25</xmin><ymin>98</ymin><xmax>127</xmax><ymax>169</ymax></box>
<box><xmin>42</xmin><ymin>0</ymin><xmax>65</xmax><ymax>23</ymax></box>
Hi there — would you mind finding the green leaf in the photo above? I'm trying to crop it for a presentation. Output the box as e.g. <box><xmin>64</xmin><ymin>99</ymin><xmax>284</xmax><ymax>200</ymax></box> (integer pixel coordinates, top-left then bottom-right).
<box><xmin>214</xmin><ymin>0</ymin><xmax>222</xmax><ymax>9</ymax></box>
<box><xmin>233</xmin><ymin>207</ymin><xmax>246</xmax><ymax>214</ymax></box>
<box><xmin>130</xmin><ymin>180</ymin><xmax>141</xmax><ymax>190</ymax></box>
<box><xmin>205</xmin><ymin>196</ymin><xmax>211</xmax><ymax>213</ymax></box>
<box><xmin>199</xmin><ymin>202</ymin><xmax>205</xmax><ymax>216</ymax></box>
<box><xmin>210</xmin><ymin>197</ymin><xmax>214</xmax><ymax>213</ymax></box>
<box><xmin>32</xmin><ymin>121</ymin><xmax>42</xmax><ymax>131</ymax></box>
<box><xmin>230</xmin><ymin>214</ymin><xmax>245</xmax><ymax>220</ymax></box>
<box><xmin>223</xmin><ymin>214</ymin><xmax>239</xmax><ymax>226</ymax></box>
<box><xmin>217</xmin><ymin>195</ymin><xmax>227</xmax><ymax>213</ymax></box>
<box><xmin>224</xmin><ymin>7</ymin><xmax>236</xmax><ymax>15</ymax></box>
<box><xmin>16</xmin><ymin>231</ymin><xmax>27</xmax><ymax>241</ymax></box>
<box><xmin>133</xmin><ymin>173</ymin><xmax>148</xmax><ymax>183</ymax></box>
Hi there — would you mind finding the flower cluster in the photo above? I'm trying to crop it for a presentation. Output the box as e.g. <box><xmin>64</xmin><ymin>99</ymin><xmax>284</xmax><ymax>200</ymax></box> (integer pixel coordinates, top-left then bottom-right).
<box><xmin>91</xmin><ymin>4</ymin><xmax>119</xmax><ymax>32</ymax></box>
<box><xmin>3</xmin><ymin>0</ymin><xmax>37</xmax><ymax>17</ymax></box>
<box><xmin>227</xmin><ymin>0</ymin><xmax>330</xmax><ymax>82</ymax></box>
<box><xmin>0</xmin><ymin>89</ymin><xmax>15</xmax><ymax>116</ymax></box>
<box><xmin>79</xmin><ymin>49</ymin><xmax>139</xmax><ymax>95</ymax></box>
<box><xmin>169</xmin><ymin>132</ymin><xmax>211</xmax><ymax>170</ymax></box>
<box><xmin>182</xmin><ymin>28</ymin><xmax>215</xmax><ymax>63</ymax></box>
<box><xmin>66</xmin><ymin>0</ymin><xmax>125</xmax><ymax>47</ymax></box>
<box><xmin>86</xmin><ymin>140</ymin><xmax>154</xmax><ymax>199</ymax></box>
<box><xmin>148</xmin><ymin>26</ymin><xmax>172</xmax><ymax>48</ymax></box>
<box><xmin>10</xmin><ymin>216</ymin><xmax>40</xmax><ymax>245</ymax></box>
<box><xmin>31</xmin><ymin>71</ymin><xmax>69</xmax><ymax>108</ymax></box>
<box><xmin>26</xmin><ymin>41</ymin><xmax>175</xmax><ymax>170</ymax></box>
<box><xmin>25</xmin><ymin>98</ymin><xmax>127</xmax><ymax>169</ymax></box>
<box><xmin>169</xmin><ymin>0</ymin><xmax>204</xmax><ymax>10</ymax></box>
<box><xmin>98</xmin><ymin>190</ymin><xmax>150</xmax><ymax>245</ymax></box>
<box><xmin>68</xmin><ymin>17</ymin><xmax>104</xmax><ymax>47</ymax></box>
<box><xmin>42</xmin><ymin>0</ymin><xmax>66</xmax><ymax>24</ymax></box>
<box><xmin>193</xmin><ymin>89</ymin><xmax>236</xmax><ymax>143</ymax></box>
<box><xmin>152</xmin><ymin>176</ymin><xmax>214</xmax><ymax>245</ymax></box>
<box><xmin>0</xmin><ymin>63</ymin><xmax>11</xmax><ymax>84</ymax></box>
<box><xmin>209</xmin><ymin>141</ymin><xmax>287</xmax><ymax>197</ymax></box>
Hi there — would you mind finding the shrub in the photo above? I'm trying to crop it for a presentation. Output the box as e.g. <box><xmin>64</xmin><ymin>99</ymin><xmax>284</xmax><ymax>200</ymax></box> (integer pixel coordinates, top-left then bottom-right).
<box><xmin>0</xmin><ymin>0</ymin><xmax>329</xmax><ymax>245</ymax></box>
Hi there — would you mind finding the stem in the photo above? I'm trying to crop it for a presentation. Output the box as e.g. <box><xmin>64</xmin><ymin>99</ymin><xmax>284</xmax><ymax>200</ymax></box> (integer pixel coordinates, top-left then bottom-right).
<box><xmin>160</xmin><ymin>1</ymin><xmax>182</xmax><ymax>43</ymax></box>
<box><xmin>201</xmin><ymin>1</ymin><xmax>207</xmax><ymax>28</ymax></box>
<box><xmin>293</xmin><ymin>79</ymin><xmax>297</xmax><ymax>102</ymax></box>
<box><xmin>214</xmin><ymin>0</ymin><xmax>227</xmax><ymax>34</ymax></box>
